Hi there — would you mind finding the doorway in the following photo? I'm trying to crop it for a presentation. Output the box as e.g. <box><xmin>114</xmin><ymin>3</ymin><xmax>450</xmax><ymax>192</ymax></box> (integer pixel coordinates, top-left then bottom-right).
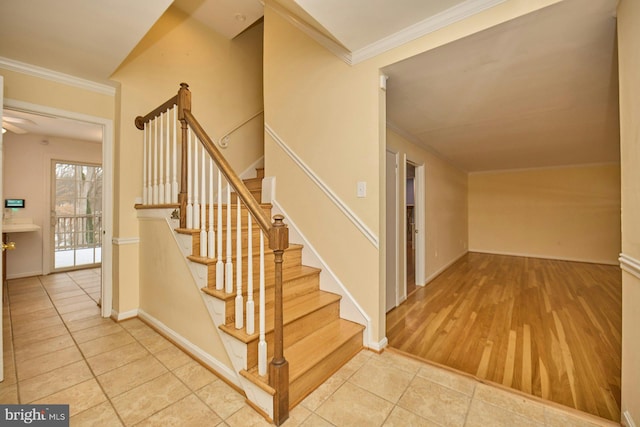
<box><xmin>3</xmin><ymin>98</ymin><xmax>113</xmax><ymax>318</ymax></box>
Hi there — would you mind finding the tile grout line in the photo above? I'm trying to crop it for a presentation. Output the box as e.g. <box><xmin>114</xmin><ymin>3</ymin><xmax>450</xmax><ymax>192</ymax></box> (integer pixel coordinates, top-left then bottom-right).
<box><xmin>37</xmin><ymin>272</ymin><xmax>128</xmax><ymax>426</ymax></box>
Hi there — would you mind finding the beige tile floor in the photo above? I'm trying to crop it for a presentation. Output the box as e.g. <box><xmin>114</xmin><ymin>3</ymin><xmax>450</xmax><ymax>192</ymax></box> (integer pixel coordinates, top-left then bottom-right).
<box><xmin>0</xmin><ymin>270</ymin><xmax>621</xmax><ymax>426</ymax></box>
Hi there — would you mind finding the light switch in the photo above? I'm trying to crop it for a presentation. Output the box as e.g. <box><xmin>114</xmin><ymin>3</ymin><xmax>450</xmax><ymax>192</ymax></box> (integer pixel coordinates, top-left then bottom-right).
<box><xmin>357</xmin><ymin>181</ymin><xmax>367</xmax><ymax>198</ymax></box>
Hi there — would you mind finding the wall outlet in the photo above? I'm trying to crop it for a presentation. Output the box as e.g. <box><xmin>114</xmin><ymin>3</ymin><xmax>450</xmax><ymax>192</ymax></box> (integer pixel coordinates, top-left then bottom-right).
<box><xmin>357</xmin><ymin>181</ymin><xmax>367</xmax><ymax>198</ymax></box>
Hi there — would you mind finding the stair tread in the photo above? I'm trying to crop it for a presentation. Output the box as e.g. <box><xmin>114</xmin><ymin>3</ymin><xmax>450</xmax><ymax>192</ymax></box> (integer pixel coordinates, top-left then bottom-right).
<box><xmin>218</xmin><ymin>290</ymin><xmax>341</xmax><ymax>342</ymax></box>
<box><xmin>201</xmin><ymin>265</ymin><xmax>320</xmax><ymax>300</ymax></box>
<box><xmin>187</xmin><ymin>244</ymin><xmax>304</xmax><ymax>265</ymax></box>
<box><xmin>243</xmin><ymin>319</ymin><xmax>364</xmax><ymax>382</ymax></box>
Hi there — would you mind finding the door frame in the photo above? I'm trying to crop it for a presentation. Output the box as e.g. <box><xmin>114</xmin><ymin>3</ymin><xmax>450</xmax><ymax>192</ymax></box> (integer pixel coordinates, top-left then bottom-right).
<box><xmin>1</xmin><ymin>76</ymin><xmax>4</xmax><ymax>380</ymax></box>
<box><xmin>4</xmin><ymin>98</ymin><xmax>114</xmax><ymax>318</ymax></box>
<box><xmin>411</xmin><ymin>160</ymin><xmax>426</xmax><ymax>287</ymax></box>
<box><xmin>385</xmin><ymin>149</ymin><xmax>399</xmax><ymax>312</ymax></box>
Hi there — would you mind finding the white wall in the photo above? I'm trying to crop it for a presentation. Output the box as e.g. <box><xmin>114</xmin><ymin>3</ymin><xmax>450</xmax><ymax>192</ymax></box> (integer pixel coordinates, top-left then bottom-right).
<box><xmin>3</xmin><ymin>132</ymin><xmax>102</xmax><ymax>278</ymax></box>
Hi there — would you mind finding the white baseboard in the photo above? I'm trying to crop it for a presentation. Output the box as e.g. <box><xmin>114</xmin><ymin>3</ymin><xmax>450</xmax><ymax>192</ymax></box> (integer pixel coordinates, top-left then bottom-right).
<box><xmin>369</xmin><ymin>337</ymin><xmax>388</xmax><ymax>352</ymax></box>
<box><xmin>110</xmin><ymin>308</ymin><xmax>138</xmax><ymax>321</ymax></box>
<box><xmin>424</xmin><ymin>251</ymin><xmax>468</xmax><ymax>284</ymax></box>
<box><xmin>624</xmin><ymin>410</ymin><xmax>637</xmax><ymax>427</ymax></box>
<box><xmin>468</xmin><ymin>249</ymin><xmax>618</xmax><ymax>266</ymax></box>
<box><xmin>137</xmin><ymin>309</ymin><xmax>240</xmax><ymax>388</ymax></box>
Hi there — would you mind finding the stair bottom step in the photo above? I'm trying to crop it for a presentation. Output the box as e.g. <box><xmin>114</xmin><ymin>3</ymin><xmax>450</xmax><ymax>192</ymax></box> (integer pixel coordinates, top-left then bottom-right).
<box><xmin>242</xmin><ymin>319</ymin><xmax>364</xmax><ymax>408</ymax></box>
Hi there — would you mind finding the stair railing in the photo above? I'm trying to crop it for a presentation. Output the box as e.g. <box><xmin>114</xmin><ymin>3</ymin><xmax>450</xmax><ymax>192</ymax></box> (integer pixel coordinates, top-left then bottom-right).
<box><xmin>135</xmin><ymin>83</ymin><xmax>289</xmax><ymax>425</ymax></box>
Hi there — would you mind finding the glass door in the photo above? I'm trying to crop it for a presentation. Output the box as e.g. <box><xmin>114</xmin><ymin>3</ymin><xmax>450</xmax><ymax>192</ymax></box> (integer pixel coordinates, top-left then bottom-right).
<box><xmin>52</xmin><ymin>161</ymin><xmax>103</xmax><ymax>270</ymax></box>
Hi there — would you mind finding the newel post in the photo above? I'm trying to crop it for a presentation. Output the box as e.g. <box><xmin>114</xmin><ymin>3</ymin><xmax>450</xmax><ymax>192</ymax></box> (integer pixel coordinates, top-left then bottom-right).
<box><xmin>177</xmin><ymin>82</ymin><xmax>191</xmax><ymax>229</ymax></box>
<box><xmin>269</xmin><ymin>214</ymin><xmax>289</xmax><ymax>425</ymax></box>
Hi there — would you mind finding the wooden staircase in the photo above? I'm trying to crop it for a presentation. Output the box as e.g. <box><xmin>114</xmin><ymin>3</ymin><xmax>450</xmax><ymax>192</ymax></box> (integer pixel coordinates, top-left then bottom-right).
<box><xmin>176</xmin><ymin>168</ymin><xmax>364</xmax><ymax>418</ymax></box>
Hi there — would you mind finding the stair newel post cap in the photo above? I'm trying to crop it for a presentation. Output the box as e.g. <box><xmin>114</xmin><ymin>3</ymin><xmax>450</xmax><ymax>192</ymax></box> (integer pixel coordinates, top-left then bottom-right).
<box><xmin>178</xmin><ymin>82</ymin><xmax>191</xmax><ymax>119</ymax></box>
<box><xmin>269</xmin><ymin>215</ymin><xmax>289</xmax><ymax>251</ymax></box>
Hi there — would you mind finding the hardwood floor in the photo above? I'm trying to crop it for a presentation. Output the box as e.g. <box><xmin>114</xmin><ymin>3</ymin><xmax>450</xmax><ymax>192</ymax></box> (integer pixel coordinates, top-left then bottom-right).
<box><xmin>386</xmin><ymin>252</ymin><xmax>622</xmax><ymax>421</ymax></box>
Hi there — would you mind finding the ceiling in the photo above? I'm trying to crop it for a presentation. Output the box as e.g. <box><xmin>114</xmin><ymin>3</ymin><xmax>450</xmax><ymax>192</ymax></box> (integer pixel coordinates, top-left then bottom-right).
<box><xmin>385</xmin><ymin>0</ymin><xmax>620</xmax><ymax>172</ymax></box>
<box><xmin>2</xmin><ymin>109</ymin><xmax>102</xmax><ymax>143</ymax></box>
<box><xmin>0</xmin><ymin>0</ymin><xmax>622</xmax><ymax>172</ymax></box>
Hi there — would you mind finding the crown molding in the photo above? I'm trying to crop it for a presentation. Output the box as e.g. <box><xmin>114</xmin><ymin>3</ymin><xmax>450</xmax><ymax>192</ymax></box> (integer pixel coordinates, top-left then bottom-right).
<box><xmin>0</xmin><ymin>56</ymin><xmax>116</xmax><ymax>96</ymax></box>
<box><xmin>351</xmin><ymin>0</ymin><xmax>507</xmax><ymax>64</ymax></box>
<box><xmin>266</xmin><ymin>1</ymin><xmax>353</xmax><ymax>65</ymax></box>
<box><xmin>268</xmin><ymin>0</ymin><xmax>506</xmax><ymax>66</ymax></box>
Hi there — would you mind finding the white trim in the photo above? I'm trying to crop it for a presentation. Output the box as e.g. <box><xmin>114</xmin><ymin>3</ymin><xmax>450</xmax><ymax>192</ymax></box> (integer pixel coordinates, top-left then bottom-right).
<box><xmin>3</xmin><ymin>97</ymin><xmax>114</xmax><ymax>318</ymax></box>
<box><xmin>270</xmin><ymin>200</ymin><xmax>372</xmax><ymax>347</ymax></box>
<box><xmin>351</xmin><ymin>0</ymin><xmax>507</xmax><ymax>63</ymax></box>
<box><xmin>112</xmin><ymin>237</ymin><xmax>141</xmax><ymax>246</ymax></box>
<box><xmin>0</xmin><ymin>56</ymin><xmax>116</xmax><ymax>96</ymax></box>
<box><xmin>468</xmin><ymin>249</ymin><xmax>619</xmax><ymax>266</ymax></box>
<box><xmin>620</xmin><ymin>253</ymin><xmax>640</xmax><ymax>280</ymax></box>
<box><xmin>110</xmin><ymin>308</ymin><xmax>139</xmax><ymax>321</ymax></box>
<box><xmin>413</xmin><ymin>162</ymin><xmax>426</xmax><ymax>286</ymax></box>
<box><xmin>369</xmin><ymin>337</ymin><xmax>388</xmax><ymax>352</ymax></box>
<box><xmin>425</xmin><ymin>250</ymin><xmax>468</xmax><ymax>284</ymax></box>
<box><xmin>623</xmin><ymin>410</ymin><xmax>637</xmax><ymax>427</ymax></box>
<box><xmin>265</xmin><ymin>123</ymin><xmax>379</xmax><ymax>248</ymax></box>
<box><xmin>266</xmin><ymin>2</ymin><xmax>353</xmax><ymax>65</ymax></box>
<box><xmin>138</xmin><ymin>309</ymin><xmax>241</xmax><ymax>388</ymax></box>
<box><xmin>267</xmin><ymin>0</ymin><xmax>506</xmax><ymax>66</ymax></box>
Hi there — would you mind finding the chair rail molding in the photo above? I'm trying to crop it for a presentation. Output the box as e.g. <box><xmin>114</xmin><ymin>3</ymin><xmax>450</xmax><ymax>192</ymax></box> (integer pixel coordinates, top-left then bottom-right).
<box><xmin>265</xmin><ymin>123</ymin><xmax>379</xmax><ymax>248</ymax></box>
<box><xmin>619</xmin><ymin>253</ymin><xmax>640</xmax><ymax>280</ymax></box>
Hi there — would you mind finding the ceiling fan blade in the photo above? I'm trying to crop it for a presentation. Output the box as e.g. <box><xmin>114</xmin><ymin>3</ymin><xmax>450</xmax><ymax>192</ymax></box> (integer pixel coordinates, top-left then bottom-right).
<box><xmin>3</xmin><ymin>122</ymin><xmax>28</xmax><ymax>134</ymax></box>
<box><xmin>3</xmin><ymin>116</ymin><xmax>35</xmax><ymax>125</ymax></box>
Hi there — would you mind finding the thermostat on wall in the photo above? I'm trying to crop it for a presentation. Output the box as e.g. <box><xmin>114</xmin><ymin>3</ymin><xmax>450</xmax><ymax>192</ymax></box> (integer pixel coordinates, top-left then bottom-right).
<box><xmin>5</xmin><ymin>199</ymin><xmax>25</xmax><ymax>208</ymax></box>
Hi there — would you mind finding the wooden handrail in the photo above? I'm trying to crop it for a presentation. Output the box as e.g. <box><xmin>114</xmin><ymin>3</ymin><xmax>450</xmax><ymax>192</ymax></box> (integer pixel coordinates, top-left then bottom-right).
<box><xmin>183</xmin><ymin>110</ymin><xmax>272</xmax><ymax>235</ymax></box>
<box><xmin>134</xmin><ymin>95</ymin><xmax>178</xmax><ymax>130</ymax></box>
<box><xmin>134</xmin><ymin>83</ymin><xmax>289</xmax><ymax>425</ymax></box>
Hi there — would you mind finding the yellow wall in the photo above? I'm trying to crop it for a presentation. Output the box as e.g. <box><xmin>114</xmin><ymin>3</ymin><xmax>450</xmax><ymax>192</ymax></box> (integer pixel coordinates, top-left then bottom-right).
<box><xmin>138</xmin><ymin>218</ymin><xmax>232</xmax><ymax>369</ymax></box>
<box><xmin>469</xmin><ymin>164</ymin><xmax>621</xmax><ymax>264</ymax></box>
<box><xmin>617</xmin><ymin>0</ymin><xmax>640</xmax><ymax>423</ymax></box>
<box><xmin>1</xmin><ymin>68</ymin><xmax>114</xmax><ymax>120</ymax></box>
<box><xmin>109</xmin><ymin>6</ymin><xmax>265</xmax><ymax>314</ymax></box>
<box><xmin>386</xmin><ymin>129</ymin><xmax>468</xmax><ymax>287</ymax></box>
<box><xmin>263</xmin><ymin>0</ymin><xmax>562</xmax><ymax>345</ymax></box>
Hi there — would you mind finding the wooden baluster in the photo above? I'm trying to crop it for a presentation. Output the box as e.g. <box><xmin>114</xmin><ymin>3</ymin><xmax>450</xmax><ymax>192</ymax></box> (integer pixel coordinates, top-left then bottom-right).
<box><xmin>235</xmin><ymin>197</ymin><xmax>244</xmax><ymax>329</ymax></box>
<box><xmin>199</xmin><ymin>144</ymin><xmax>207</xmax><ymax>257</ymax></box>
<box><xmin>147</xmin><ymin>122</ymin><xmax>153</xmax><ymax>205</ymax></box>
<box><xmin>193</xmin><ymin>137</ymin><xmax>200</xmax><ymax>230</ymax></box>
<box><xmin>159</xmin><ymin>112</ymin><xmax>165</xmax><ymax>204</ymax></box>
<box><xmin>208</xmin><ymin>158</ymin><xmax>215</xmax><ymax>259</ymax></box>
<box><xmin>246</xmin><ymin>212</ymin><xmax>254</xmax><ymax>335</ymax></box>
<box><xmin>142</xmin><ymin>122</ymin><xmax>148</xmax><ymax>204</ymax></box>
<box><xmin>258</xmin><ymin>231</ymin><xmax>267</xmax><ymax>375</ymax></box>
<box><xmin>225</xmin><ymin>183</ymin><xmax>233</xmax><ymax>294</ymax></box>
<box><xmin>165</xmin><ymin>108</ymin><xmax>172</xmax><ymax>202</ymax></box>
<box><xmin>216</xmin><ymin>170</ymin><xmax>223</xmax><ymax>290</ymax></box>
<box><xmin>186</xmin><ymin>129</ymin><xmax>193</xmax><ymax>229</ymax></box>
<box><xmin>269</xmin><ymin>215</ymin><xmax>290</xmax><ymax>424</ymax></box>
